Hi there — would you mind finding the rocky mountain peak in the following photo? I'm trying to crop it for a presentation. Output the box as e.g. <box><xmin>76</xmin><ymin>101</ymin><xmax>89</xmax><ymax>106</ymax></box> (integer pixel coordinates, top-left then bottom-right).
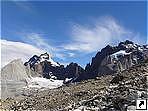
<box><xmin>77</xmin><ymin>40</ymin><xmax>148</xmax><ymax>81</ymax></box>
<box><xmin>119</xmin><ymin>40</ymin><xmax>134</xmax><ymax>45</ymax></box>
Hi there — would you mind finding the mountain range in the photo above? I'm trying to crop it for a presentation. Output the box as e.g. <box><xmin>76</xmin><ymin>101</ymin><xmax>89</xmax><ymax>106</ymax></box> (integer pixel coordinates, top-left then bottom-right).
<box><xmin>22</xmin><ymin>40</ymin><xmax>148</xmax><ymax>82</ymax></box>
<box><xmin>1</xmin><ymin>40</ymin><xmax>148</xmax><ymax>110</ymax></box>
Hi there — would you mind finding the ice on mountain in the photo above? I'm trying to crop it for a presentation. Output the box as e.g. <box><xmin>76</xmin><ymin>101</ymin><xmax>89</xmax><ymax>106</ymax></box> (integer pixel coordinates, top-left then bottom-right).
<box><xmin>39</xmin><ymin>52</ymin><xmax>60</xmax><ymax>67</ymax></box>
<box><xmin>111</xmin><ymin>50</ymin><xmax>131</xmax><ymax>59</ymax></box>
<box><xmin>125</xmin><ymin>44</ymin><xmax>134</xmax><ymax>49</ymax></box>
<box><xmin>64</xmin><ymin>78</ymin><xmax>73</xmax><ymax>83</ymax></box>
<box><xmin>25</xmin><ymin>77</ymin><xmax>63</xmax><ymax>89</ymax></box>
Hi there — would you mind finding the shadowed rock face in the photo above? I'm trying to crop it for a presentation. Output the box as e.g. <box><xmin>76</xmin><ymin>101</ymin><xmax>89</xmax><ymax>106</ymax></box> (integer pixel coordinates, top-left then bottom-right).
<box><xmin>76</xmin><ymin>40</ymin><xmax>148</xmax><ymax>81</ymax></box>
<box><xmin>24</xmin><ymin>53</ymin><xmax>84</xmax><ymax>80</ymax></box>
<box><xmin>34</xmin><ymin>61</ymin><xmax>84</xmax><ymax>80</ymax></box>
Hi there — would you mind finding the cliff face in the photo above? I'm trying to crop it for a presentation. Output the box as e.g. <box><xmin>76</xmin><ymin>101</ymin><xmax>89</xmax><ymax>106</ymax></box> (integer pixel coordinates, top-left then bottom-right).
<box><xmin>77</xmin><ymin>40</ymin><xmax>148</xmax><ymax>81</ymax></box>
<box><xmin>0</xmin><ymin>59</ymin><xmax>63</xmax><ymax>99</ymax></box>
<box><xmin>1</xmin><ymin>59</ymin><xmax>29</xmax><ymax>81</ymax></box>
<box><xmin>24</xmin><ymin>53</ymin><xmax>84</xmax><ymax>80</ymax></box>
<box><xmin>1</xmin><ymin>59</ymin><xmax>28</xmax><ymax>99</ymax></box>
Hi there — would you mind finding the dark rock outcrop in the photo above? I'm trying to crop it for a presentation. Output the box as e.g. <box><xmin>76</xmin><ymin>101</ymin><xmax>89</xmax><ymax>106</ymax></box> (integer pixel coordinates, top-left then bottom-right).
<box><xmin>77</xmin><ymin>40</ymin><xmax>148</xmax><ymax>81</ymax></box>
<box><xmin>24</xmin><ymin>53</ymin><xmax>84</xmax><ymax>81</ymax></box>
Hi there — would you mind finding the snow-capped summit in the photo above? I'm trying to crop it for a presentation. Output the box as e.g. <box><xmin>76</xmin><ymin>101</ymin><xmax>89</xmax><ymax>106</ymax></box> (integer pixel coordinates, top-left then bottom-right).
<box><xmin>39</xmin><ymin>52</ymin><xmax>60</xmax><ymax>66</ymax></box>
<box><xmin>24</xmin><ymin>52</ymin><xmax>59</xmax><ymax>68</ymax></box>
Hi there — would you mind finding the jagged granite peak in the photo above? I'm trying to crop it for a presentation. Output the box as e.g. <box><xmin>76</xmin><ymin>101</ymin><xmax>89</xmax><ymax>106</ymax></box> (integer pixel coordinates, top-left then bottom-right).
<box><xmin>23</xmin><ymin>40</ymin><xmax>148</xmax><ymax>82</ymax></box>
<box><xmin>24</xmin><ymin>52</ymin><xmax>63</xmax><ymax>78</ymax></box>
<box><xmin>24</xmin><ymin>52</ymin><xmax>59</xmax><ymax>68</ymax></box>
<box><xmin>64</xmin><ymin>62</ymin><xmax>84</xmax><ymax>79</ymax></box>
<box><xmin>2</xmin><ymin>40</ymin><xmax>146</xmax><ymax>84</ymax></box>
<box><xmin>24</xmin><ymin>53</ymin><xmax>84</xmax><ymax>80</ymax></box>
<box><xmin>77</xmin><ymin>40</ymin><xmax>148</xmax><ymax>81</ymax></box>
<box><xmin>119</xmin><ymin>40</ymin><xmax>134</xmax><ymax>46</ymax></box>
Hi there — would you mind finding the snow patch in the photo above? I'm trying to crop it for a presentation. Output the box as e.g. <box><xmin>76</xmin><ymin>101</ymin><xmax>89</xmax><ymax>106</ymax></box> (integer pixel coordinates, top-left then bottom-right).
<box><xmin>40</xmin><ymin>58</ymin><xmax>59</xmax><ymax>67</ymax></box>
<box><xmin>138</xmin><ymin>47</ymin><xmax>143</xmax><ymax>52</ymax></box>
<box><xmin>25</xmin><ymin>77</ymin><xmax>63</xmax><ymax>89</ymax></box>
<box><xmin>49</xmin><ymin>58</ymin><xmax>60</xmax><ymax>67</ymax></box>
<box><xmin>111</xmin><ymin>50</ymin><xmax>131</xmax><ymax>59</ymax></box>
<box><xmin>65</xmin><ymin>78</ymin><xmax>73</xmax><ymax>83</ymax></box>
<box><xmin>109</xmin><ymin>85</ymin><xmax>118</xmax><ymax>88</ymax></box>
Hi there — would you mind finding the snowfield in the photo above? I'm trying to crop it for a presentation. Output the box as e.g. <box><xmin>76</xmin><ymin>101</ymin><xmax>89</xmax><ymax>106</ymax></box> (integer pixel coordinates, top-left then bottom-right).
<box><xmin>25</xmin><ymin>77</ymin><xmax>63</xmax><ymax>89</ymax></box>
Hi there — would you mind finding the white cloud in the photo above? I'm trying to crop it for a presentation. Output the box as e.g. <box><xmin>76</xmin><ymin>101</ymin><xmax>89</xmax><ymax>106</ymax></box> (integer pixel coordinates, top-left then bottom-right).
<box><xmin>22</xmin><ymin>33</ymin><xmax>65</xmax><ymax>58</ymax></box>
<box><xmin>23</xmin><ymin>33</ymin><xmax>76</xmax><ymax>59</ymax></box>
<box><xmin>1</xmin><ymin>39</ymin><xmax>44</xmax><ymax>68</ymax></box>
<box><xmin>25</xmin><ymin>33</ymin><xmax>56</xmax><ymax>53</ymax></box>
<box><xmin>63</xmin><ymin>16</ymin><xmax>144</xmax><ymax>53</ymax></box>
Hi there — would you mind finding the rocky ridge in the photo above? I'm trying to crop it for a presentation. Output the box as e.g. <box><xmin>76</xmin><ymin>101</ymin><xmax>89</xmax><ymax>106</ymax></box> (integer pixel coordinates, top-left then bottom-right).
<box><xmin>24</xmin><ymin>52</ymin><xmax>84</xmax><ymax>81</ymax></box>
<box><xmin>23</xmin><ymin>40</ymin><xmax>148</xmax><ymax>83</ymax></box>
<box><xmin>77</xmin><ymin>40</ymin><xmax>148</xmax><ymax>81</ymax></box>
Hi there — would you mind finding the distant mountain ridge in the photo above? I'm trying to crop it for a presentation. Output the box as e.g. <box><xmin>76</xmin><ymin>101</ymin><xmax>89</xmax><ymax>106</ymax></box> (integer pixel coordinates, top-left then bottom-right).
<box><xmin>1</xmin><ymin>40</ymin><xmax>148</xmax><ymax>83</ymax></box>
<box><xmin>77</xmin><ymin>40</ymin><xmax>148</xmax><ymax>81</ymax></box>
<box><xmin>22</xmin><ymin>40</ymin><xmax>148</xmax><ymax>82</ymax></box>
<box><xmin>24</xmin><ymin>52</ymin><xmax>84</xmax><ymax>81</ymax></box>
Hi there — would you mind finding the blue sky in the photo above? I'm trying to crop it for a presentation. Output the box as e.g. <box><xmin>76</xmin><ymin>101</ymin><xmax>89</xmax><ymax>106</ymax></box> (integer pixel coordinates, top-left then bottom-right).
<box><xmin>1</xmin><ymin>1</ymin><xmax>147</xmax><ymax>67</ymax></box>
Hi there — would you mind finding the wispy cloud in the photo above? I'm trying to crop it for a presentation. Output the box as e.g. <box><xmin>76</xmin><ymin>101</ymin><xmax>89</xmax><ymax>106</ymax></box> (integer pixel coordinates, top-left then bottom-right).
<box><xmin>62</xmin><ymin>16</ymin><xmax>144</xmax><ymax>53</ymax></box>
<box><xmin>24</xmin><ymin>33</ymin><xmax>56</xmax><ymax>53</ymax></box>
<box><xmin>12</xmin><ymin>1</ymin><xmax>34</xmax><ymax>13</ymax></box>
<box><xmin>1</xmin><ymin>39</ymin><xmax>44</xmax><ymax>68</ymax></box>
<box><xmin>4</xmin><ymin>16</ymin><xmax>145</xmax><ymax>68</ymax></box>
<box><xmin>21</xmin><ymin>33</ymin><xmax>69</xmax><ymax>59</ymax></box>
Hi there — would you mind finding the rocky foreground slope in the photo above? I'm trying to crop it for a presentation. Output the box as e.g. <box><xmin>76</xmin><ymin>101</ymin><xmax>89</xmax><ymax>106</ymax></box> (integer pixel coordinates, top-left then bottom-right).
<box><xmin>1</xmin><ymin>60</ymin><xmax>148</xmax><ymax>110</ymax></box>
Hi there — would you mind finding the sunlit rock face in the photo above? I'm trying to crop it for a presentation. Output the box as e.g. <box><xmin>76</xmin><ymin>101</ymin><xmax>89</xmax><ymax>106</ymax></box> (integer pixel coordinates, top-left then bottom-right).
<box><xmin>0</xmin><ymin>59</ymin><xmax>28</xmax><ymax>99</ymax></box>
<box><xmin>0</xmin><ymin>59</ymin><xmax>64</xmax><ymax>99</ymax></box>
